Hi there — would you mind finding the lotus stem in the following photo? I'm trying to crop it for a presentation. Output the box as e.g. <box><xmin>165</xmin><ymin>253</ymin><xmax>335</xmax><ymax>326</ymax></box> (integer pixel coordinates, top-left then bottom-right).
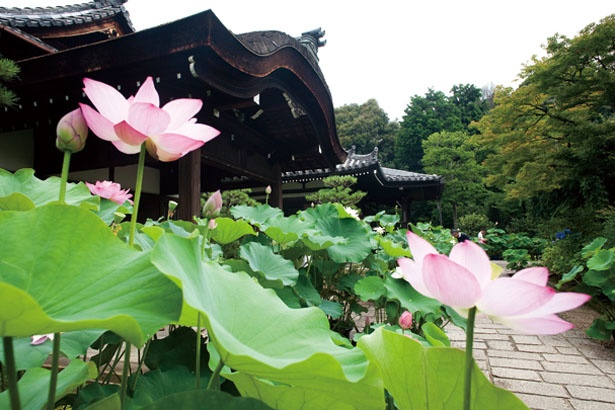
<box><xmin>206</xmin><ymin>359</ymin><xmax>224</xmax><ymax>391</ymax></box>
<box><xmin>463</xmin><ymin>307</ymin><xmax>477</xmax><ymax>410</ymax></box>
<box><xmin>130</xmin><ymin>338</ymin><xmax>151</xmax><ymax>393</ymax></box>
<box><xmin>195</xmin><ymin>314</ymin><xmax>202</xmax><ymax>390</ymax></box>
<box><xmin>128</xmin><ymin>144</ymin><xmax>146</xmax><ymax>247</ymax></box>
<box><xmin>46</xmin><ymin>333</ymin><xmax>61</xmax><ymax>410</ymax></box>
<box><xmin>59</xmin><ymin>151</ymin><xmax>71</xmax><ymax>203</ymax></box>
<box><xmin>120</xmin><ymin>341</ymin><xmax>131</xmax><ymax>409</ymax></box>
<box><xmin>2</xmin><ymin>337</ymin><xmax>21</xmax><ymax>410</ymax></box>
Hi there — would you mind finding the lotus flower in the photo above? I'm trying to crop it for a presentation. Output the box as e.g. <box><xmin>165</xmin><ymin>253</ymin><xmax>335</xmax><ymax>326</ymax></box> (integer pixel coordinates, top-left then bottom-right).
<box><xmin>202</xmin><ymin>190</ymin><xmax>222</xmax><ymax>218</ymax></box>
<box><xmin>56</xmin><ymin>107</ymin><xmax>88</xmax><ymax>153</ymax></box>
<box><xmin>397</xmin><ymin>231</ymin><xmax>590</xmax><ymax>335</ymax></box>
<box><xmin>79</xmin><ymin>77</ymin><xmax>220</xmax><ymax>161</ymax></box>
<box><xmin>31</xmin><ymin>333</ymin><xmax>54</xmax><ymax>345</ymax></box>
<box><xmin>398</xmin><ymin>311</ymin><xmax>413</xmax><ymax>330</ymax></box>
<box><xmin>86</xmin><ymin>180</ymin><xmax>133</xmax><ymax>205</ymax></box>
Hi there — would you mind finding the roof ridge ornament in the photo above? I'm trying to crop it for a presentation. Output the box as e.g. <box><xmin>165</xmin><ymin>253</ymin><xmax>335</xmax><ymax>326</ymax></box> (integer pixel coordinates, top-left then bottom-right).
<box><xmin>297</xmin><ymin>28</ymin><xmax>325</xmax><ymax>61</ymax></box>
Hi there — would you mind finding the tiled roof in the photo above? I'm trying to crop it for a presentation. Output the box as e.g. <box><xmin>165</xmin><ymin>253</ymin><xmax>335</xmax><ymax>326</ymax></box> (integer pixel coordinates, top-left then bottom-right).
<box><xmin>283</xmin><ymin>146</ymin><xmax>442</xmax><ymax>184</ymax></box>
<box><xmin>0</xmin><ymin>0</ymin><xmax>134</xmax><ymax>31</ymax></box>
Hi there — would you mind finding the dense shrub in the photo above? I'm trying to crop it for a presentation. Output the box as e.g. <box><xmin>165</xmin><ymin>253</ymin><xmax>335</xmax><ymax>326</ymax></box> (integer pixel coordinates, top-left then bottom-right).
<box><xmin>458</xmin><ymin>213</ymin><xmax>491</xmax><ymax>238</ymax></box>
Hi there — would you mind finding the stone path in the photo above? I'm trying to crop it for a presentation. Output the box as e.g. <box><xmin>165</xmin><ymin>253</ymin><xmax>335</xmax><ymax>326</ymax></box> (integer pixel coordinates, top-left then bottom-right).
<box><xmin>445</xmin><ymin>311</ymin><xmax>615</xmax><ymax>410</ymax></box>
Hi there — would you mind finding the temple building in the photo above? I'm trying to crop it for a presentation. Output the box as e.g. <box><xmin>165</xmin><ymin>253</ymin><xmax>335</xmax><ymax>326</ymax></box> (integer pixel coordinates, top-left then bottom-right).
<box><xmin>0</xmin><ymin>0</ymin><xmax>442</xmax><ymax>222</ymax></box>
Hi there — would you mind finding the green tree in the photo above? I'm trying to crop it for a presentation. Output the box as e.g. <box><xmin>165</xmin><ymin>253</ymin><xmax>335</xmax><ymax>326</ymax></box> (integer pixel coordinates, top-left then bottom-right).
<box><xmin>394</xmin><ymin>88</ymin><xmax>463</xmax><ymax>172</ymax></box>
<box><xmin>0</xmin><ymin>56</ymin><xmax>20</xmax><ymax>108</ymax></box>
<box><xmin>474</xmin><ymin>14</ymin><xmax>615</xmax><ymax>233</ymax></box>
<box><xmin>335</xmin><ymin>99</ymin><xmax>398</xmax><ymax>166</ymax></box>
<box><xmin>450</xmin><ymin>83</ymin><xmax>491</xmax><ymax>131</ymax></box>
<box><xmin>305</xmin><ymin>175</ymin><xmax>366</xmax><ymax>209</ymax></box>
<box><xmin>422</xmin><ymin>131</ymin><xmax>489</xmax><ymax>228</ymax></box>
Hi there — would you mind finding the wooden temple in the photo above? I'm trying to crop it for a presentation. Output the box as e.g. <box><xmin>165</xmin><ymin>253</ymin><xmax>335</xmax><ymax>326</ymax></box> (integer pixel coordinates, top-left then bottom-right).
<box><xmin>0</xmin><ymin>0</ymin><xmax>442</xmax><ymax>222</ymax></box>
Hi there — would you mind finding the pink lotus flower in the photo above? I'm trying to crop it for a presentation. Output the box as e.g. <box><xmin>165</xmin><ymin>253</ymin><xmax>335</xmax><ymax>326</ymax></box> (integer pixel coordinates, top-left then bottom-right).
<box><xmin>86</xmin><ymin>180</ymin><xmax>133</xmax><ymax>205</ymax></box>
<box><xmin>398</xmin><ymin>311</ymin><xmax>413</xmax><ymax>330</ymax></box>
<box><xmin>397</xmin><ymin>231</ymin><xmax>590</xmax><ymax>335</ymax></box>
<box><xmin>31</xmin><ymin>333</ymin><xmax>54</xmax><ymax>345</ymax></box>
<box><xmin>202</xmin><ymin>190</ymin><xmax>222</xmax><ymax>218</ymax></box>
<box><xmin>79</xmin><ymin>77</ymin><xmax>220</xmax><ymax>161</ymax></box>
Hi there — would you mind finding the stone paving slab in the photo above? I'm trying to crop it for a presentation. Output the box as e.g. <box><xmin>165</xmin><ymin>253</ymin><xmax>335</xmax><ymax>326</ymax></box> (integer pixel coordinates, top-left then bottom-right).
<box><xmin>445</xmin><ymin>314</ymin><xmax>615</xmax><ymax>410</ymax></box>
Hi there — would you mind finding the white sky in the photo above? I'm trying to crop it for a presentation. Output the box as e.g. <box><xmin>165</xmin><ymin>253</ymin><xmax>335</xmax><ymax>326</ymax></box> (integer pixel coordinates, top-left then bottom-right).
<box><xmin>4</xmin><ymin>1</ymin><xmax>614</xmax><ymax>120</ymax></box>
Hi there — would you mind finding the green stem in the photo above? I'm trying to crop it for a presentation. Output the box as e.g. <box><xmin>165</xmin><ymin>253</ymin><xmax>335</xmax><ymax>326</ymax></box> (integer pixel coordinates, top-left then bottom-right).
<box><xmin>2</xmin><ymin>337</ymin><xmax>21</xmax><ymax>410</ymax></box>
<box><xmin>46</xmin><ymin>333</ymin><xmax>61</xmax><ymax>410</ymax></box>
<box><xmin>463</xmin><ymin>307</ymin><xmax>477</xmax><ymax>410</ymax></box>
<box><xmin>129</xmin><ymin>338</ymin><xmax>151</xmax><ymax>393</ymax></box>
<box><xmin>128</xmin><ymin>145</ymin><xmax>146</xmax><ymax>247</ymax></box>
<box><xmin>206</xmin><ymin>359</ymin><xmax>224</xmax><ymax>391</ymax></box>
<box><xmin>120</xmin><ymin>341</ymin><xmax>131</xmax><ymax>409</ymax></box>
<box><xmin>195</xmin><ymin>314</ymin><xmax>202</xmax><ymax>390</ymax></box>
<box><xmin>59</xmin><ymin>151</ymin><xmax>71</xmax><ymax>203</ymax></box>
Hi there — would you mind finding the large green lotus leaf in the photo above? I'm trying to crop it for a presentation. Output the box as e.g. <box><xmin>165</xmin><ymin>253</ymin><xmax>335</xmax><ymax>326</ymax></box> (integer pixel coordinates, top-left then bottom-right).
<box><xmin>358</xmin><ymin>328</ymin><xmax>529</xmax><ymax>410</ymax></box>
<box><xmin>140</xmin><ymin>389</ymin><xmax>274</xmax><ymax>410</ymax></box>
<box><xmin>0</xmin><ymin>192</ymin><xmax>36</xmax><ymax>211</ymax></box>
<box><xmin>377</xmin><ymin>236</ymin><xmax>411</xmax><ymax>257</ymax></box>
<box><xmin>0</xmin><ymin>359</ymin><xmax>97</xmax><ymax>410</ymax></box>
<box><xmin>384</xmin><ymin>274</ymin><xmax>443</xmax><ymax>313</ymax></box>
<box><xmin>127</xmin><ymin>367</ymin><xmax>211</xmax><ymax>409</ymax></box>
<box><xmin>211</xmin><ymin>217</ymin><xmax>256</xmax><ymax>245</ymax></box>
<box><xmin>587</xmin><ymin>249</ymin><xmax>615</xmax><ymax>271</ymax></box>
<box><xmin>261</xmin><ymin>214</ymin><xmax>312</xmax><ymax>245</ymax></box>
<box><xmin>0</xmin><ymin>204</ymin><xmax>182</xmax><ymax>346</ymax></box>
<box><xmin>300</xmin><ymin>204</ymin><xmax>372</xmax><ymax>263</ymax></box>
<box><xmin>151</xmin><ymin>234</ymin><xmax>385</xmax><ymax>410</ymax></box>
<box><xmin>0</xmin><ymin>168</ymin><xmax>98</xmax><ymax>210</ymax></box>
<box><xmin>239</xmin><ymin>242</ymin><xmax>299</xmax><ymax>287</ymax></box>
<box><xmin>354</xmin><ymin>276</ymin><xmax>386</xmax><ymax>301</ymax></box>
<box><xmin>231</xmin><ymin>204</ymin><xmax>283</xmax><ymax>226</ymax></box>
<box><xmin>0</xmin><ymin>336</ymin><xmax>51</xmax><ymax>370</ymax></box>
<box><xmin>228</xmin><ymin>371</ymin><xmax>357</xmax><ymax>410</ymax></box>
<box><xmin>0</xmin><ymin>330</ymin><xmax>103</xmax><ymax>370</ymax></box>
<box><xmin>300</xmin><ymin>233</ymin><xmax>345</xmax><ymax>251</ymax></box>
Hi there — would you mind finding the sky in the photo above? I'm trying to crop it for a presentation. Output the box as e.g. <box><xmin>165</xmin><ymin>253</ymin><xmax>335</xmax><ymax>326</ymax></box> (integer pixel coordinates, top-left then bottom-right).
<box><xmin>4</xmin><ymin>1</ymin><xmax>614</xmax><ymax>120</ymax></box>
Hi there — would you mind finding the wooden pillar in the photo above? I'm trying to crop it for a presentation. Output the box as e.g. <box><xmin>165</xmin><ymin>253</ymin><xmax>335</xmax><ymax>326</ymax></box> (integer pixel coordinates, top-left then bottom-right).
<box><xmin>177</xmin><ymin>150</ymin><xmax>201</xmax><ymax>220</ymax></box>
<box><xmin>401</xmin><ymin>195</ymin><xmax>410</xmax><ymax>226</ymax></box>
<box><xmin>271</xmin><ymin>163</ymin><xmax>283</xmax><ymax>209</ymax></box>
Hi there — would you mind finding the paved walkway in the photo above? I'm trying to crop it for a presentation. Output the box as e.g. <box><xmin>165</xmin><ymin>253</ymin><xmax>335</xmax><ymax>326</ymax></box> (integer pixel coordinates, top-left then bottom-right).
<box><xmin>445</xmin><ymin>311</ymin><xmax>615</xmax><ymax>410</ymax></box>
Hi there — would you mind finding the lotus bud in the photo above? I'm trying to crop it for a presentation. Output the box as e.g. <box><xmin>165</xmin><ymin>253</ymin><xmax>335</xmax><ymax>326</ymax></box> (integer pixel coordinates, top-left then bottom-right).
<box><xmin>265</xmin><ymin>185</ymin><xmax>272</xmax><ymax>195</ymax></box>
<box><xmin>56</xmin><ymin>107</ymin><xmax>88</xmax><ymax>153</ymax></box>
<box><xmin>208</xmin><ymin>219</ymin><xmax>217</xmax><ymax>230</ymax></box>
<box><xmin>202</xmin><ymin>190</ymin><xmax>222</xmax><ymax>218</ymax></box>
<box><xmin>398</xmin><ymin>311</ymin><xmax>413</xmax><ymax>330</ymax></box>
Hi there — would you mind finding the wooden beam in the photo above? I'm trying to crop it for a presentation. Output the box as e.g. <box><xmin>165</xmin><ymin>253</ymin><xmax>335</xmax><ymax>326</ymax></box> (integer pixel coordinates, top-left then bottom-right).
<box><xmin>201</xmin><ymin>133</ymin><xmax>279</xmax><ymax>185</ymax></box>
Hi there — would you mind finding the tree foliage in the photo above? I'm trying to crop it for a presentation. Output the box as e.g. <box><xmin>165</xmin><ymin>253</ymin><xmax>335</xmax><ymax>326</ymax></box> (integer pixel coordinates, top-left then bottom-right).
<box><xmin>474</xmin><ymin>14</ymin><xmax>615</xmax><ymax>226</ymax></box>
<box><xmin>422</xmin><ymin>131</ymin><xmax>489</xmax><ymax>227</ymax></box>
<box><xmin>335</xmin><ymin>99</ymin><xmax>398</xmax><ymax>166</ymax></box>
<box><xmin>305</xmin><ymin>175</ymin><xmax>366</xmax><ymax>209</ymax></box>
<box><xmin>394</xmin><ymin>85</ymin><xmax>490</xmax><ymax>172</ymax></box>
<box><xmin>0</xmin><ymin>56</ymin><xmax>20</xmax><ymax>108</ymax></box>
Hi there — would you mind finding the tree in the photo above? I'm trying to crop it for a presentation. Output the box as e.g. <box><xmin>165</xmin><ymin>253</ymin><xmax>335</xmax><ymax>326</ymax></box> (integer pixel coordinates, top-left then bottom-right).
<box><xmin>394</xmin><ymin>88</ymin><xmax>464</xmax><ymax>172</ymax></box>
<box><xmin>305</xmin><ymin>175</ymin><xmax>366</xmax><ymax>209</ymax></box>
<box><xmin>450</xmin><ymin>83</ymin><xmax>491</xmax><ymax>131</ymax></box>
<box><xmin>474</xmin><ymin>14</ymin><xmax>615</xmax><ymax>232</ymax></box>
<box><xmin>0</xmin><ymin>56</ymin><xmax>20</xmax><ymax>108</ymax></box>
<box><xmin>335</xmin><ymin>99</ymin><xmax>398</xmax><ymax>166</ymax></box>
<box><xmin>422</xmin><ymin>131</ymin><xmax>489</xmax><ymax>228</ymax></box>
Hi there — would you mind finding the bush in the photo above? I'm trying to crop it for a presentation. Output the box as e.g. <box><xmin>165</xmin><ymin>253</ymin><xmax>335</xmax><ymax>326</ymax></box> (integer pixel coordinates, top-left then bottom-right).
<box><xmin>541</xmin><ymin>237</ymin><xmax>584</xmax><ymax>277</ymax></box>
<box><xmin>458</xmin><ymin>213</ymin><xmax>491</xmax><ymax>238</ymax></box>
